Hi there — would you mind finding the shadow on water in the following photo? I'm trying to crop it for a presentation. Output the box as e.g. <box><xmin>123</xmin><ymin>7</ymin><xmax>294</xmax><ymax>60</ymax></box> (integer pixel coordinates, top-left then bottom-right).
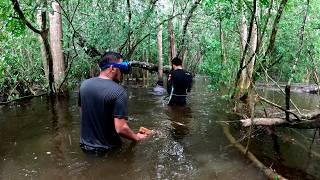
<box><xmin>0</xmin><ymin>77</ymin><xmax>319</xmax><ymax>179</ymax></box>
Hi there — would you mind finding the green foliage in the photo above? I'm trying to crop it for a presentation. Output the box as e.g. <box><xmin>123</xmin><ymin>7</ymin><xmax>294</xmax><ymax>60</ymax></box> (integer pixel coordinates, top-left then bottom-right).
<box><xmin>1</xmin><ymin>0</ymin><xmax>320</xmax><ymax>101</ymax></box>
<box><xmin>0</xmin><ymin>32</ymin><xmax>46</xmax><ymax>101</ymax></box>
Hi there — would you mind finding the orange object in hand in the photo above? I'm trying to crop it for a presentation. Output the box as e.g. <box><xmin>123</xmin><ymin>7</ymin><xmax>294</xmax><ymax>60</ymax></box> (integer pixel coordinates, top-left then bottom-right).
<box><xmin>139</xmin><ymin>127</ymin><xmax>153</xmax><ymax>135</ymax></box>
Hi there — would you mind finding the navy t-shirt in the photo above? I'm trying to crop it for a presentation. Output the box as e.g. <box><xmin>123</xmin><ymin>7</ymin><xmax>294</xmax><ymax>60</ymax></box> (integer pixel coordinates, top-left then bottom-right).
<box><xmin>79</xmin><ymin>77</ymin><xmax>128</xmax><ymax>150</ymax></box>
<box><xmin>167</xmin><ymin>69</ymin><xmax>193</xmax><ymax>105</ymax></box>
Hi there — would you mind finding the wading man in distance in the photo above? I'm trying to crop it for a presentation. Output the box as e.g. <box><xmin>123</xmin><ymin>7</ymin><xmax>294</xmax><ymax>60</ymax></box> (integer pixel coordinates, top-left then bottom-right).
<box><xmin>167</xmin><ymin>57</ymin><xmax>193</xmax><ymax>106</ymax></box>
<box><xmin>79</xmin><ymin>51</ymin><xmax>149</xmax><ymax>156</ymax></box>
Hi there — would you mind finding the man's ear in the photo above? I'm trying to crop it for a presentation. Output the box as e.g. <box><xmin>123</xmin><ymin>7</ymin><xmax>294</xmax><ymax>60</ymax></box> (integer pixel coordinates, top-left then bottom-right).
<box><xmin>109</xmin><ymin>65</ymin><xmax>115</xmax><ymax>72</ymax></box>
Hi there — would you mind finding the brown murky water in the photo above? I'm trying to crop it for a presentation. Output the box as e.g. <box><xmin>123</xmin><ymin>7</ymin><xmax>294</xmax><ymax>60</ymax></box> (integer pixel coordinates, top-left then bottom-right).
<box><xmin>0</xmin><ymin>77</ymin><xmax>319</xmax><ymax>179</ymax></box>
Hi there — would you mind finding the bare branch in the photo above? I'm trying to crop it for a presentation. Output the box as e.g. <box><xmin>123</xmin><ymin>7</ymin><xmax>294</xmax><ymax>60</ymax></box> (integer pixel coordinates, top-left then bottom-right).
<box><xmin>11</xmin><ymin>0</ymin><xmax>42</xmax><ymax>34</ymax></box>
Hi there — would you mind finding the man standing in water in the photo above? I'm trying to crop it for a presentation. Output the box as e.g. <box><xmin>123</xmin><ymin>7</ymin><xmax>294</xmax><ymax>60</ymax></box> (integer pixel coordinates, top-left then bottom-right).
<box><xmin>79</xmin><ymin>51</ymin><xmax>149</xmax><ymax>155</ymax></box>
<box><xmin>167</xmin><ymin>57</ymin><xmax>193</xmax><ymax>106</ymax></box>
<box><xmin>152</xmin><ymin>80</ymin><xmax>166</xmax><ymax>96</ymax></box>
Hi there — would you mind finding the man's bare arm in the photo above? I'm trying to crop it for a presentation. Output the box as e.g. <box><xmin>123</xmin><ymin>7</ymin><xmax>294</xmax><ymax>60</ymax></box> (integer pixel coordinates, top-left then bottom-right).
<box><xmin>114</xmin><ymin>118</ymin><xmax>148</xmax><ymax>141</ymax></box>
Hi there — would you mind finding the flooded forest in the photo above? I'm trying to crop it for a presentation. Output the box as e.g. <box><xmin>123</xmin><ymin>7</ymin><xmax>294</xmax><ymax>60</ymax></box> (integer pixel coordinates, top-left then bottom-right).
<box><xmin>1</xmin><ymin>0</ymin><xmax>320</xmax><ymax>179</ymax></box>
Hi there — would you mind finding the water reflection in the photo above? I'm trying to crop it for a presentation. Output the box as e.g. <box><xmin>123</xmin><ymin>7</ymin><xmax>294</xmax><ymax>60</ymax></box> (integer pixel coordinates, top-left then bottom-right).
<box><xmin>165</xmin><ymin>106</ymin><xmax>192</xmax><ymax>139</ymax></box>
<box><xmin>3</xmin><ymin>77</ymin><xmax>312</xmax><ymax>179</ymax></box>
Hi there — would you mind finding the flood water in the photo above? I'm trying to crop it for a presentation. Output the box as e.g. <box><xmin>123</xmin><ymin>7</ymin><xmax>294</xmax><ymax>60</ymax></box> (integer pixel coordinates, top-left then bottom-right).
<box><xmin>0</xmin><ymin>77</ymin><xmax>319</xmax><ymax>180</ymax></box>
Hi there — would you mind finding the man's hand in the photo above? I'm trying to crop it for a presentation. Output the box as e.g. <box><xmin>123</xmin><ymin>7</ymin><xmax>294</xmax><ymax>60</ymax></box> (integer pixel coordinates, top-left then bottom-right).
<box><xmin>115</xmin><ymin>118</ymin><xmax>152</xmax><ymax>141</ymax></box>
<box><xmin>136</xmin><ymin>132</ymin><xmax>149</xmax><ymax>141</ymax></box>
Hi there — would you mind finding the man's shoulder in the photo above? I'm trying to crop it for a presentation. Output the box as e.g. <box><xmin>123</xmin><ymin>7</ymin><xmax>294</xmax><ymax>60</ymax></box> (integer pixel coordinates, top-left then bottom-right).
<box><xmin>173</xmin><ymin>69</ymin><xmax>192</xmax><ymax>77</ymax></box>
<box><xmin>80</xmin><ymin>78</ymin><xmax>125</xmax><ymax>92</ymax></box>
<box><xmin>184</xmin><ymin>70</ymin><xmax>192</xmax><ymax>77</ymax></box>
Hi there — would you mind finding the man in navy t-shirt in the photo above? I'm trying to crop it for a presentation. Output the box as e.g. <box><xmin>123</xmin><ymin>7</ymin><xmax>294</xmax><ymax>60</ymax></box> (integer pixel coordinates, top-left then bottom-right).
<box><xmin>167</xmin><ymin>57</ymin><xmax>193</xmax><ymax>106</ymax></box>
<box><xmin>78</xmin><ymin>52</ymin><xmax>149</xmax><ymax>155</ymax></box>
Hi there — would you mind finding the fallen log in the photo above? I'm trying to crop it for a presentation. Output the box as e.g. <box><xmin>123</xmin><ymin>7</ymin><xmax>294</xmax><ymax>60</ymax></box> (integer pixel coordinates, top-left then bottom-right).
<box><xmin>221</xmin><ymin>123</ymin><xmax>287</xmax><ymax>180</ymax></box>
<box><xmin>241</xmin><ymin>118</ymin><xmax>286</xmax><ymax>127</ymax></box>
<box><xmin>240</xmin><ymin>118</ymin><xmax>320</xmax><ymax>129</ymax></box>
<box><xmin>130</xmin><ymin>61</ymin><xmax>171</xmax><ymax>73</ymax></box>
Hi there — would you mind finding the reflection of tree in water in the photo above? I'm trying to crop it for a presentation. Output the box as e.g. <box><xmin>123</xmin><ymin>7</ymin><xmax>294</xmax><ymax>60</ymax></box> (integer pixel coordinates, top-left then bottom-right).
<box><xmin>166</xmin><ymin>106</ymin><xmax>192</xmax><ymax>139</ymax></box>
<box><xmin>41</xmin><ymin>96</ymin><xmax>82</xmax><ymax>178</ymax></box>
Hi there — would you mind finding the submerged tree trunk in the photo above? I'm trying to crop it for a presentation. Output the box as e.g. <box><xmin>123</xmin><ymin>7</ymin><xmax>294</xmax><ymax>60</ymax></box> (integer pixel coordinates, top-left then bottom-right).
<box><xmin>157</xmin><ymin>22</ymin><xmax>163</xmax><ymax>82</ymax></box>
<box><xmin>49</xmin><ymin>1</ymin><xmax>65</xmax><ymax>92</ymax></box>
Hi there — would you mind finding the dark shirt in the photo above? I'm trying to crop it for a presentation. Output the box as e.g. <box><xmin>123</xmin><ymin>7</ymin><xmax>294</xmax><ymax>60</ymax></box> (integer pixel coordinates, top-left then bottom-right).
<box><xmin>78</xmin><ymin>77</ymin><xmax>128</xmax><ymax>150</ymax></box>
<box><xmin>167</xmin><ymin>69</ymin><xmax>193</xmax><ymax>106</ymax></box>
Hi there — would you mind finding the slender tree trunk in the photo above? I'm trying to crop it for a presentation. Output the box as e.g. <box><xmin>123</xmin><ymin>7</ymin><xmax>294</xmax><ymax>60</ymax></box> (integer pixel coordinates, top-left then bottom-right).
<box><xmin>157</xmin><ymin>21</ymin><xmax>163</xmax><ymax>82</ymax></box>
<box><xmin>142</xmin><ymin>50</ymin><xmax>146</xmax><ymax>86</ymax></box>
<box><xmin>178</xmin><ymin>0</ymin><xmax>202</xmax><ymax>58</ymax></box>
<box><xmin>49</xmin><ymin>1</ymin><xmax>65</xmax><ymax>92</ymax></box>
<box><xmin>219</xmin><ymin>18</ymin><xmax>227</xmax><ymax>65</ymax></box>
<box><xmin>238</xmin><ymin>12</ymin><xmax>248</xmax><ymax>90</ymax></box>
<box><xmin>265</xmin><ymin>0</ymin><xmax>288</xmax><ymax>56</ymax></box>
<box><xmin>36</xmin><ymin>2</ymin><xmax>48</xmax><ymax>80</ymax></box>
<box><xmin>126</xmin><ymin>0</ymin><xmax>132</xmax><ymax>55</ymax></box>
<box><xmin>168</xmin><ymin>18</ymin><xmax>176</xmax><ymax>63</ymax></box>
<box><xmin>41</xmin><ymin>32</ymin><xmax>55</xmax><ymax>95</ymax></box>
<box><xmin>243</xmin><ymin>2</ymin><xmax>258</xmax><ymax>89</ymax></box>
<box><xmin>182</xmin><ymin>48</ymin><xmax>188</xmax><ymax>68</ymax></box>
<box><xmin>258</xmin><ymin>0</ymin><xmax>273</xmax><ymax>53</ymax></box>
<box><xmin>218</xmin><ymin>3</ymin><xmax>227</xmax><ymax>65</ymax></box>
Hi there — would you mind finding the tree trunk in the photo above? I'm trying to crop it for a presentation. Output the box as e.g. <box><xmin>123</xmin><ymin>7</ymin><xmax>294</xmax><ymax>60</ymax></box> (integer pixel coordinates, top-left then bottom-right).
<box><xmin>41</xmin><ymin>32</ymin><xmax>55</xmax><ymax>95</ymax></box>
<box><xmin>182</xmin><ymin>48</ymin><xmax>188</xmax><ymax>68</ymax></box>
<box><xmin>218</xmin><ymin>3</ymin><xmax>227</xmax><ymax>65</ymax></box>
<box><xmin>238</xmin><ymin>12</ymin><xmax>248</xmax><ymax>91</ymax></box>
<box><xmin>36</xmin><ymin>3</ymin><xmax>48</xmax><ymax>80</ymax></box>
<box><xmin>168</xmin><ymin>18</ymin><xmax>176</xmax><ymax>63</ymax></box>
<box><xmin>234</xmin><ymin>0</ymin><xmax>258</xmax><ymax>100</ymax></box>
<box><xmin>157</xmin><ymin>22</ymin><xmax>163</xmax><ymax>82</ymax></box>
<box><xmin>219</xmin><ymin>18</ymin><xmax>227</xmax><ymax>65</ymax></box>
<box><xmin>49</xmin><ymin>1</ymin><xmax>65</xmax><ymax>92</ymax></box>
<box><xmin>243</xmin><ymin>2</ymin><xmax>258</xmax><ymax>89</ymax></box>
<box><xmin>126</xmin><ymin>0</ymin><xmax>132</xmax><ymax>55</ymax></box>
<box><xmin>178</xmin><ymin>0</ymin><xmax>202</xmax><ymax>57</ymax></box>
<box><xmin>265</xmin><ymin>0</ymin><xmax>288</xmax><ymax>56</ymax></box>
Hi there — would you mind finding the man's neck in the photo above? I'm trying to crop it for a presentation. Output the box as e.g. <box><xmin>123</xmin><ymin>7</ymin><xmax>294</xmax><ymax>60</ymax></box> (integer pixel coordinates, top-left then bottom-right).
<box><xmin>98</xmin><ymin>73</ymin><xmax>112</xmax><ymax>80</ymax></box>
<box><xmin>174</xmin><ymin>66</ymin><xmax>183</xmax><ymax>70</ymax></box>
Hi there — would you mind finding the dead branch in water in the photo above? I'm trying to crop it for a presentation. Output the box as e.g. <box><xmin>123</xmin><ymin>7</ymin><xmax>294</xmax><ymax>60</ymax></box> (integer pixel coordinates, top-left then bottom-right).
<box><xmin>241</xmin><ymin>118</ymin><xmax>320</xmax><ymax>129</ymax></box>
<box><xmin>130</xmin><ymin>61</ymin><xmax>171</xmax><ymax>73</ymax></box>
<box><xmin>221</xmin><ymin>123</ymin><xmax>287</xmax><ymax>180</ymax></box>
<box><xmin>239</xmin><ymin>93</ymin><xmax>320</xmax><ymax>128</ymax></box>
